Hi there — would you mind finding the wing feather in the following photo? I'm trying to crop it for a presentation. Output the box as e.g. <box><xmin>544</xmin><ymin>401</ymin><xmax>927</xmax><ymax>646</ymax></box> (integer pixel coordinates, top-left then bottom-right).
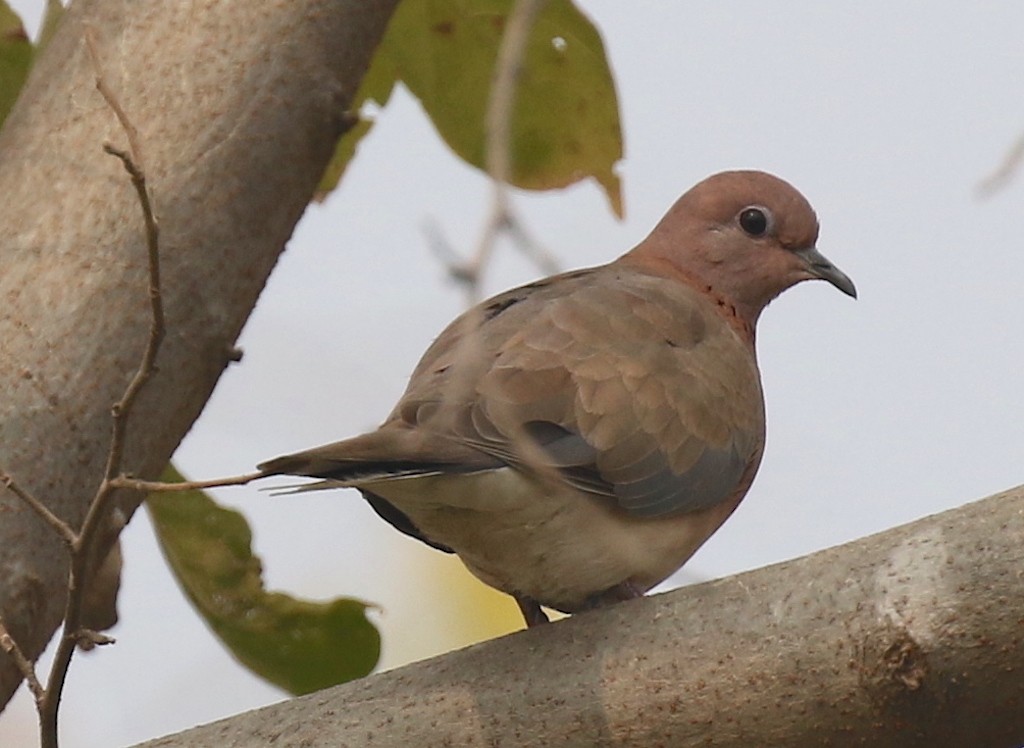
<box><xmin>380</xmin><ymin>266</ymin><xmax>765</xmax><ymax>518</ymax></box>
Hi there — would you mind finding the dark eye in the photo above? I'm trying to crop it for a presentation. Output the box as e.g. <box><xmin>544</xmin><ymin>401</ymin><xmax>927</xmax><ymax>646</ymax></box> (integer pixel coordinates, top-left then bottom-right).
<box><xmin>739</xmin><ymin>207</ymin><xmax>769</xmax><ymax>237</ymax></box>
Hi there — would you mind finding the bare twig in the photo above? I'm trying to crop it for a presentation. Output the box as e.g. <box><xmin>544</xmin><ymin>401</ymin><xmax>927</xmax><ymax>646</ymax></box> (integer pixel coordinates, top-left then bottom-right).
<box><xmin>9</xmin><ymin>39</ymin><xmax>167</xmax><ymax>748</ymax></box>
<box><xmin>473</xmin><ymin>0</ymin><xmax>550</xmax><ymax>295</ymax></box>
<box><xmin>0</xmin><ymin>619</ymin><xmax>45</xmax><ymax>705</ymax></box>
<box><xmin>0</xmin><ymin>470</ymin><xmax>77</xmax><ymax>547</ymax></box>
<box><xmin>486</xmin><ymin>0</ymin><xmax>546</xmax><ymax>195</ymax></box>
<box><xmin>85</xmin><ymin>27</ymin><xmax>143</xmax><ymax>168</ymax></box>
<box><xmin>977</xmin><ymin>131</ymin><xmax>1024</xmax><ymax>198</ymax></box>
<box><xmin>110</xmin><ymin>471</ymin><xmax>265</xmax><ymax>493</ymax></box>
<box><xmin>424</xmin><ymin>214</ymin><xmax>561</xmax><ymax>293</ymax></box>
<box><xmin>433</xmin><ymin>0</ymin><xmax>556</xmax><ymax>303</ymax></box>
<box><xmin>422</xmin><ymin>219</ymin><xmax>477</xmax><ymax>285</ymax></box>
<box><xmin>40</xmin><ymin>166</ymin><xmax>159</xmax><ymax>748</ymax></box>
<box><xmin>99</xmin><ymin>143</ymin><xmax>163</xmax><ymax>484</ymax></box>
<box><xmin>501</xmin><ymin>213</ymin><xmax>561</xmax><ymax>276</ymax></box>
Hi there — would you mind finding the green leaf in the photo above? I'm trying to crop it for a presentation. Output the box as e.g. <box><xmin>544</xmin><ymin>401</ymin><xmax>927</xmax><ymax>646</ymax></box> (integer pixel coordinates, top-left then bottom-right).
<box><xmin>316</xmin><ymin>0</ymin><xmax>623</xmax><ymax>216</ymax></box>
<box><xmin>0</xmin><ymin>1</ymin><xmax>32</xmax><ymax>129</ymax></box>
<box><xmin>147</xmin><ymin>467</ymin><xmax>380</xmax><ymax>695</ymax></box>
<box><xmin>385</xmin><ymin>0</ymin><xmax>623</xmax><ymax>216</ymax></box>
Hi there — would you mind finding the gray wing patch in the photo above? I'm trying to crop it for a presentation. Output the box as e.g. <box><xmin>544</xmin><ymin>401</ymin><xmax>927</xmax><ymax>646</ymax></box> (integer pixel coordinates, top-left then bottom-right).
<box><xmin>521</xmin><ymin>420</ymin><xmax>748</xmax><ymax>519</ymax></box>
<box><xmin>394</xmin><ymin>270</ymin><xmax>761</xmax><ymax>521</ymax></box>
<box><xmin>610</xmin><ymin>442</ymin><xmax>747</xmax><ymax>518</ymax></box>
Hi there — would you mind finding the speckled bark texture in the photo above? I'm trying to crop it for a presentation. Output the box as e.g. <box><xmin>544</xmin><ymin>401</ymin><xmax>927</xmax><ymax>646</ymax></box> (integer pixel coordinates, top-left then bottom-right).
<box><xmin>0</xmin><ymin>0</ymin><xmax>399</xmax><ymax>709</ymax></box>
<box><xmin>137</xmin><ymin>486</ymin><xmax>1024</xmax><ymax>747</ymax></box>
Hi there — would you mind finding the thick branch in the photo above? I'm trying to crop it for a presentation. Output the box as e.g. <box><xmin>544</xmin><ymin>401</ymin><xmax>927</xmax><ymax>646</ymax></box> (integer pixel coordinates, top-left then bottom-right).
<box><xmin>135</xmin><ymin>487</ymin><xmax>1024</xmax><ymax>748</ymax></box>
<box><xmin>0</xmin><ymin>0</ymin><xmax>400</xmax><ymax>709</ymax></box>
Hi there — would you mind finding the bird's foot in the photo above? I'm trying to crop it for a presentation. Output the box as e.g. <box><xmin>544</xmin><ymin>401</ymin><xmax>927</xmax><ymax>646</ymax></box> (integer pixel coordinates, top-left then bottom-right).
<box><xmin>514</xmin><ymin>582</ymin><xmax>645</xmax><ymax>627</ymax></box>
<box><xmin>581</xmin><ymin>580</ymin><xmax>645</xmax><ymax>611</ymax></box>
<box><xmin>514</xmin><ymin>595</ymin><xmax>551</xmax><ymax>627</ymax></box>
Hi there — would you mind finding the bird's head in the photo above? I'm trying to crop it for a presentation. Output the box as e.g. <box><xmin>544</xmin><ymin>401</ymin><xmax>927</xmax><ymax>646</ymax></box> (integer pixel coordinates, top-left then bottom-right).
<box><xmin>625</xmin><ymin>170</ymin><xmax>856</xmax><ymax>328</ymax></box>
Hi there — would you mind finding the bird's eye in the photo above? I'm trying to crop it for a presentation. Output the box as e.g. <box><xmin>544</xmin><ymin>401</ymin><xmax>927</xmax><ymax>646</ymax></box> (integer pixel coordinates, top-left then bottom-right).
<box><xmin>738</xmin><ymin>207</ymin><xmax>769</xmax><ymax>237</ymax></box>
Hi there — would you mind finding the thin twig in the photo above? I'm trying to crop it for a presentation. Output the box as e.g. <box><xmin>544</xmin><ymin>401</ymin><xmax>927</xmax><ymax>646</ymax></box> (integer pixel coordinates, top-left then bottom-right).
<box><xmin>100</xmin><ymin>143</ymin><xmax>163</xmax><ymax>484</ymax></box>
<box><xmin>34</xmin><ymin>41</ymin><xmax>164</xmax><ymax>748</ymax></box>
<box><xmin>0</xmin><ymin>470</ymin><xmax>77</xmax><ymax>547</ymax></box>
<box><xmin>0</xmin><ymin>619</ymin><xmax>45</xmax><ymax>705</ymax></box>
<box><xmin>422</xmin><ymin>219</ymin><xmax>477</xmax><ymax>285</ymax></box>
<box><xmin>977</xmin><ymin>131</ymin><xmax>1024</xmax><ymax>198</ymax></box>
<box><xmin>110</xmin><ymin>471</ymin><xmax>265</xmax><ymax>493</ymax></box>
<box><xmin>424</xmin><ymin>212</ymin><xmax>561</xmax><ymax>294</ymax></box>
<box><xmin>502</xmin><ymin>213</ymin><xmax>561</xmax><ymax>277</ymax></box>
<box><xmin>424</xmin><ymin>1</ymin><xmax>562</xmax><ymax>299</ymax></box>
<box><xmin>85</xmin><ymin>27</ymin><xmax>143</xmax><ymax>168</ymax></box>
<box><xmin>486</xmin><ymin>0</ymin><xmax>547</xmax><ymax>196</ymax></box>
<box><xmin>41</xmin><ymin>169</ymin><xmax>158</xmax><ymax>748</ymax></box>
<box><xmin>474</xmin><ymin>0</ymin><xmax>550</xmax><ymax>293</ymax></box>
<box><xmin>435</xmin><ymin>0</ymin><xmax>554</xmax><ymax>303</ymax></box>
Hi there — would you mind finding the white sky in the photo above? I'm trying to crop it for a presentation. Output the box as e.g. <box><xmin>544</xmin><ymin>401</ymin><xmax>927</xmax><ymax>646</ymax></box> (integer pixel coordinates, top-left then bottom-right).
<box><xmin>3</xmin><ymin>2</ymin><xmax>1024</xmax><ymax>746</ymax></box>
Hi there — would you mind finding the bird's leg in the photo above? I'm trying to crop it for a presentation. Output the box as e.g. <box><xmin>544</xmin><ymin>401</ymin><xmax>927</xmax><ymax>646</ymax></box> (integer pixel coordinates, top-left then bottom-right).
<box><xmin>581</xmin><ymin>580</ymin><xmax>645</xmax><ymax>611</ymax></box>
<box><xmin>514</xmin><ymin>595</ymin><xmax>550</xmax><ymax>627</ymax></box>
<box><xmin>516</xmin><ymin>582</ymin><xmax>644</xmax><ymax>627</ymax></box>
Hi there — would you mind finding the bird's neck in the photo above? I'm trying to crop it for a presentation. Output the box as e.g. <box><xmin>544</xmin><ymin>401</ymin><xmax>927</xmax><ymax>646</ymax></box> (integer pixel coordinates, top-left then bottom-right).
<box><xmin>705</xmin><ymin>287</ymin><xmax>758</xmax><ymax>348</ymax></box>
<box><xmin>619</xmin><ymin>253</ymin><xmax>758</xmax><ymax>347</ymax></box>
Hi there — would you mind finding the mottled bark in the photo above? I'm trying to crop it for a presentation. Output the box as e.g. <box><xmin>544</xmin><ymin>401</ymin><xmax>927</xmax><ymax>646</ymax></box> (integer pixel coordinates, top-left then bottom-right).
<box><xmin>139</xmin><ymin>487</ymin><xmax>1023</xmax><ymax>748</ymax></box>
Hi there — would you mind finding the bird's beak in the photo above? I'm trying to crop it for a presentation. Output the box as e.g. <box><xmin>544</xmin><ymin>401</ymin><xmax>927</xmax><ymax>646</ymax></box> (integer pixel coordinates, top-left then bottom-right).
<box><xmin>793</xmin><ymin>247</ymin><xmax>857</xmax><ymax>299</ymax></box>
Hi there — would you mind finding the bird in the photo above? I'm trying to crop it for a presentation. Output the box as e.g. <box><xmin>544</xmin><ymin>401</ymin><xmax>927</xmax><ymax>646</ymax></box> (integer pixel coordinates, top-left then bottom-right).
<box><xmin>259</xmin><ymin>170</ymin><xmax>856</xmax><ymax>627</ymax></box>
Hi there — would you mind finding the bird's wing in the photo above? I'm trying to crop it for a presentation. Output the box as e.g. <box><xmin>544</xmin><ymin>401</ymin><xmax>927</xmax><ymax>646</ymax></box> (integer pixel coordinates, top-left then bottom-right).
<box><xmin>260</xmin><ymin>267</ymin><xmax>764</xmax><ymax>519</ymax></box>
<box><xmin>390</xmin><ymin>265</ymin><xmax>766</xmax><ymax>518</ymax></box>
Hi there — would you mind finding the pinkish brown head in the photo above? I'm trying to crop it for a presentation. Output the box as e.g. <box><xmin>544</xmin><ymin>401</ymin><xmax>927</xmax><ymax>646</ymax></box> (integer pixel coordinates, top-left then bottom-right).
<box><xmin>624</xmin><ymin>170</ymin><xmax>856</xmax><ymax>328</ymax></box>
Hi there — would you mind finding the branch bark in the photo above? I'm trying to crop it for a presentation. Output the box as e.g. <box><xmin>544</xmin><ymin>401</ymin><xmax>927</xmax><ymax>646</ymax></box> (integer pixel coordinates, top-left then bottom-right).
<box><xmin>135</xmin><ymin>486</ymin><xmax>1024</xmax><ymax>748</ymax></box>
<box><xmin>0</xmin><ymin>0</ymin><xmax>400</xmax><ymax>710</ymax></box>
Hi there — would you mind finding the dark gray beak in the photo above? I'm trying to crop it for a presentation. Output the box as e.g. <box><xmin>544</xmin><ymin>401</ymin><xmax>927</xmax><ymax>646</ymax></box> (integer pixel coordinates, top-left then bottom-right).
<box><xmin>793</xmin><ymin>247</ymin><xmax>857</xmax><ymax>299</ymax></box>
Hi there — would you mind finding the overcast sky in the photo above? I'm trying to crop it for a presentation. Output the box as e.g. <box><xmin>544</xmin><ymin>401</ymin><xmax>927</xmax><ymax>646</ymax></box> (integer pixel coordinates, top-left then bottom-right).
<box><xmin>4</xmin><ymin>2</ymin><xmax>1024</xmax><ymax>746</ymax></box>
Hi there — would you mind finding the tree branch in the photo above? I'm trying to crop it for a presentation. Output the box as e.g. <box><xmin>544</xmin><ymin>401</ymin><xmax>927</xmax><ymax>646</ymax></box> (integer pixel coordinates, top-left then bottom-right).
<box><xmin>85</xmin><ymin>28</ymin><xmax>144</xmax><ymax>168</ymax></box>
<box><xmin>133</xmin><ymin>486</ymin><xmax>1024</xmax><ymax>748</ymax></box>
<box><xmin>0</xmin><ymin>621</ymin><xmax>43</xmax><ymax>706</ymax></box>
<box><xmin>977</xmin><ymin>131</ymin><xmax>1024</xmax><ymax>197</ymax></box>
<box><xmin>38</xmin><ymin>130</ymin><xmax>160</xmax><ymax>747</ymax></box>
<box><xmin>108</xmin><ymin>472</ymin><xmax>264</xmax><ymax>494</ymax></box>
<box><xmin>0</xmin><ymin>0</ymin><xmax>401</xmax><ymax>712</ymax></box>
<box><xmin>2</xmin><ymin>49</ymin><xmax>168</xmax><ymax>744</ymax></box>
<box><xmin>96</xmin><ymin>142</ymin><xmax>164</xmax><ymax>485</ymax></box>
<box><xmin>0</xmin><ymin>471</ymin><xmax>76</xmax><ymax>548</ymax></box>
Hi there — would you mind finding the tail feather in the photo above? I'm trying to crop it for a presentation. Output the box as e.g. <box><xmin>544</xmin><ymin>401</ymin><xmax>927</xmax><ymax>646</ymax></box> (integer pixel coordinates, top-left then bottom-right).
<box><xmin>258</xmin><ymin>429</ymin><xmax>502</xmax><ymax>483</ymax></box>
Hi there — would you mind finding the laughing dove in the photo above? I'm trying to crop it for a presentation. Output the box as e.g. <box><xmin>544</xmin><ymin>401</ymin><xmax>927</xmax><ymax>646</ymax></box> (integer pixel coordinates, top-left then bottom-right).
<box><xmin>260</xmin><ymin>170</ymin><xmax>856</xmax><ymax>627</ymax></box>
